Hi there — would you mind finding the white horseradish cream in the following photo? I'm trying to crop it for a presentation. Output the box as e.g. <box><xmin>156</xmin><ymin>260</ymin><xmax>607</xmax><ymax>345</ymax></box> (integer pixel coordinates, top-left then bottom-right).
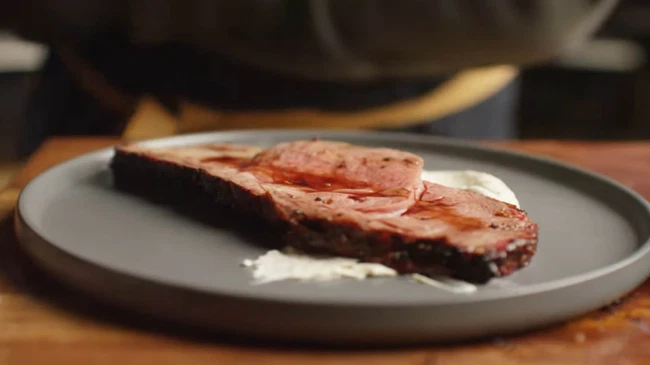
<box><xmin>242</xmin><ymin>249</ymin><xmax>397</xmax><ymax>284</ymax></box>
<box><xmin>242</xmin><ymin>170</ymin><xmax>519</xmax><ymax>290</ymax></box>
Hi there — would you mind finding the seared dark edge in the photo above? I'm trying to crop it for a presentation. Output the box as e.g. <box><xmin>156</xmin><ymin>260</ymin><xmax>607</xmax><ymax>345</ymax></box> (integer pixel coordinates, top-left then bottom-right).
<box><xmin>110</xmin><ymin>148</ymin><xmax>536</xmax><ymax>284</ymax></box>
<box><xmin>110</xmin><ymin>149</ymin><xmax>289</xmax><ymax>234</ymax></box>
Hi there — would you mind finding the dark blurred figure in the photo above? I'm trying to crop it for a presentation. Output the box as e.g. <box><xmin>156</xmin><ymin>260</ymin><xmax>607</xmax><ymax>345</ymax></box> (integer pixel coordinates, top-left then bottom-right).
<box><xmin>1</xmin><ymin>0</ymin><xmax>619</xmax><ymax>156</ymax></box>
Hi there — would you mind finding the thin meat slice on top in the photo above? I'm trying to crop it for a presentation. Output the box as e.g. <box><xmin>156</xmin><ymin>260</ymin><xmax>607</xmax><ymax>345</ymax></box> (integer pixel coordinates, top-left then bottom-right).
<box><xmin>249</xmin><ymin>140</ymin><xmax>424</xmax><ymax>193</ymax></box>
<box><xmin>244</xmin><ymin>140</ymin><xmax>425</xmax><ymax>218</ymax></box>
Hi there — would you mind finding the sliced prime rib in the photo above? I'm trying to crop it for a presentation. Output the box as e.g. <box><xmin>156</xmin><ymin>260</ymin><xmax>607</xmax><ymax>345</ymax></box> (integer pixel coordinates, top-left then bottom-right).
<box><xmin>110</xmin><ymin>140</ymin><xmax>538</xmax><ymax>283</ymax></box>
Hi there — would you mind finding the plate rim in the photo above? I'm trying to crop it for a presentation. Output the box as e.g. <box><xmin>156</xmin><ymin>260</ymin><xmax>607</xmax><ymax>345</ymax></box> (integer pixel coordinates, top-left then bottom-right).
<box><xmin>15</xmin><ymin>129</ymin><xmax>650</xmax><ymax>307</ymax></box>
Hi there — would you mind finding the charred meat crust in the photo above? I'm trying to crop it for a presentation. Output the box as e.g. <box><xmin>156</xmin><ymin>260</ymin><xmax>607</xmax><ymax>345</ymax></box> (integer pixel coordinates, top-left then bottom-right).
<box><xmin>110</xmin><ymin>148</ymin><xmax>536</xmax><ymax>284</ymax></box>
<box><xmin>285</xmin><ymin>220</ymin><xmax>536</xmax><ymax>284</ymax></box>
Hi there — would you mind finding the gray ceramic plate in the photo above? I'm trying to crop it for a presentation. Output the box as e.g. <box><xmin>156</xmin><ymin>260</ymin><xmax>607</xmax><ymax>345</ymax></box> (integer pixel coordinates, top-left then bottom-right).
<box><xmin>15</xmin><ymin>130</ymin><xmax>650</xmax><ymax>345</ymax></box>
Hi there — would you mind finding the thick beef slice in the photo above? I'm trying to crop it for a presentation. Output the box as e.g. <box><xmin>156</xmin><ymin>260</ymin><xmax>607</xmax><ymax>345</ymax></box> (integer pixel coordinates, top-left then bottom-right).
<box><xmin>112</xmin><ymin>140</ymin><xmax>538</xmax><ymax>283</ymax></box>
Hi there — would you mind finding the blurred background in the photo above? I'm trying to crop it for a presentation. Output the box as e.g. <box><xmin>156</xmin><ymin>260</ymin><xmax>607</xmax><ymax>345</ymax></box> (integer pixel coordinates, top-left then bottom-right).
<box><xmin>0</xmin><ymin>0</ymin><xmax>649</xmax><ymax>188</ymax></box>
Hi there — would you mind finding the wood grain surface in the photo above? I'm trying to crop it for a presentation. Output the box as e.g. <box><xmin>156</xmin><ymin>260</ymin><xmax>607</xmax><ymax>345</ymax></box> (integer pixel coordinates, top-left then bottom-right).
<box><xmin>2</xmin><ymin>138</ymin><xmax>650</xmax><ymax>365</ymax></box>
